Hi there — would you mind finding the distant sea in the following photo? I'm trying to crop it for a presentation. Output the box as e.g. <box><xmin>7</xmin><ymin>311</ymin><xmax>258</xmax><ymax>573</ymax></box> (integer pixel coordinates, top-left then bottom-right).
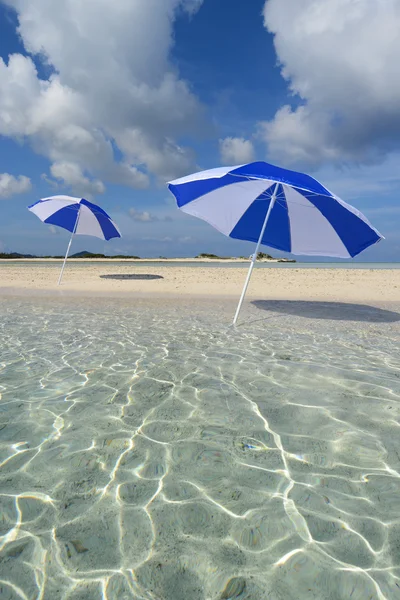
<box><xmin>1</xmin><ymin>260</ymin><xmax>399</xmax><ymax>269</ymax></box>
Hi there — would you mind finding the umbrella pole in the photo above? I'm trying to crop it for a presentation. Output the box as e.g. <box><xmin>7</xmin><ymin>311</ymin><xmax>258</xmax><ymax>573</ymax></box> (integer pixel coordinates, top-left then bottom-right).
<box><xmin>233</xmin><ymin>183</ymin><xmax>279</xmax><ymax>325</ymax></box>
<box><xmin>57</xmin><ymin>209</ymin><xmax>80</xmax><ymax>286</ymax></box>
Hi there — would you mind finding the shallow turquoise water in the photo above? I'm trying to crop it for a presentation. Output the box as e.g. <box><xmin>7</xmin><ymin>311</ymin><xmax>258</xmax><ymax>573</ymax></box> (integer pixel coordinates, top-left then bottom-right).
<box><xmin>1</xmin><ymin>260</ymin><xmax>400</xmax><ymax>269</ymax></box>
<box><xmin>1</xmin><ymin>297</ymin><xmax>400</xmax><ymax>599</ymax></box>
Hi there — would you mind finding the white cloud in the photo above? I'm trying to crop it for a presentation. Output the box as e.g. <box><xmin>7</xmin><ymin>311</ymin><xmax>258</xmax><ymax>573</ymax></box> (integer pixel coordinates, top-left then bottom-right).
<box><xmin>0</xmin><ymin>173</ymin><xmax>32</xmax><ymax>198</ymax></box>
<box><xmin>129</xmin><ymin>207</ymin><xmax>173</xmax><ymax>223</ymax></box>
<box><xmin>261</xmin><ymin>0</ymin><xmax>400</xmax><ymax>168</ymax></box>
<box><xmin>0</xmin><ymin>0</ymin><xmax>204</xmax><ymax>191</ymax></box>
<box><xmin>129</xmin><ymin>208</ymin><xmax>155</xmax><ymax>223</ymax></box>
<box><xmin>50</xmin><ymin>162</ymin><xmax>105</xmax><ymax>197</ymax></box>
<box><xmin>219</xmin><ymin>137</ymin><xmax>255</xmax><ymax>165</ymax></box>
<box><xmin>117</xmin><ymin>129</ymin><xmax>196</xmax><ymax>183</ymax></box>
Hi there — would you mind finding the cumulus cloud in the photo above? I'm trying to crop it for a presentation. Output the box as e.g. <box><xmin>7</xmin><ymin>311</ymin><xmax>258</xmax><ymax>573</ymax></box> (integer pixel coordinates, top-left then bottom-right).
<box><xmin>0</xmin><ymin>173</ymin><xmax>32</xmax><ymax>198</ymax></box>
<box><xmin>129</xmin><ymin>207</ymin><xmax>173</xmax><ymax>223</ymax></box>
<box><xmin>0</xmin><ymin>0</ymin><xmax>204</xmax><ymax>190</ymax></box>
<box><xmin>50</xmin><ymin>162</ymin><xmax>105</xmax><ymax>197</ymax></box>
<box><xmin>117</xmin><ymin>129</ymin><xmax>196</xmax><ymax>183</ymax></box>
<box><xmin>129</xmin><ymin>208</ymin><xmax>156</xmax><ymax>223</ymax></box>
<box><xmin>219</xmin><ymin>137</ymin><xmax>255</xmax><ymax>165</ymax></box>
<box><xmin>261</xmin><ymin>0</ymin><xmax>400</xmax><ymax>168</ymax></box>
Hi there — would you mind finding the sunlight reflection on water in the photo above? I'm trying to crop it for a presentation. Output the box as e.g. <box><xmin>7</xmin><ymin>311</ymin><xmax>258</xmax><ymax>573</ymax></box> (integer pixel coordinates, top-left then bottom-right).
<box><xmin>0</xmin><ymin>297</ymin><xmax>400</xmax><ymax>599</ymax></box>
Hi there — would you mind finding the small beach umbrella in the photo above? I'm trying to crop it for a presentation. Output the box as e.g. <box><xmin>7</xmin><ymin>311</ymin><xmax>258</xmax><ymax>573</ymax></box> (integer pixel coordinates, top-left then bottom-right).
<box><xmin>28</xmin><ymin>195</ymin><xmax>121</xmax><ymax>285</ymax></box>
<box><xmin>168</xmin><ymin>161</ymin><xmax>383</xmax><ymax>324</ymax></box>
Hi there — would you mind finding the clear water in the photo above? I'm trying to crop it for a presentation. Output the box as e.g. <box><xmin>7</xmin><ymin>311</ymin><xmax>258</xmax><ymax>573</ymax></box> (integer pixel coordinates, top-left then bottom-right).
<box><xmin>1</xmin><ymin>297</ymin><xmax>400</xmax><ymax>600</ymax></box>
<box><xmin>1</xmin><ymin>260</ymin><xmax>400</xmax><ymax>269</ymax></box>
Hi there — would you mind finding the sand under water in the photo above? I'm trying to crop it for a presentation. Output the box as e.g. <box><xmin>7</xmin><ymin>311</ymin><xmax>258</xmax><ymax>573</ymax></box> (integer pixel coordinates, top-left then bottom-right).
<box><xmin>1</xmin><ymin>294</ymin><xmax>400</xmax><ymax>599</ymax></box>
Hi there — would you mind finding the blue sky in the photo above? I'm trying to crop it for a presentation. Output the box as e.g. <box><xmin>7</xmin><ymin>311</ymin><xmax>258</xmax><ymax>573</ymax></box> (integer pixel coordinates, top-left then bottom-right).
<box><xmin>0</xmin><ymin>0</ymin><xmax>399</xmax><ymax>260</ymax></box>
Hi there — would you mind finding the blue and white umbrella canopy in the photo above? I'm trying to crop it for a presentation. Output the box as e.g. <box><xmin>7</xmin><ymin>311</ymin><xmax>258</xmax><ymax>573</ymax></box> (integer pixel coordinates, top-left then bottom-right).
<box><xmin>168</xmin><ymin>161</ymin><xmax>383</xmax><ymax>259</ymax></box>
<box><xmin>28</xmin><ymin>195</ymin><xmax>121</xmax><ymax>285</ymax></box>
<box><xmin>28</xmin><ymin>195</ymin><xmax>121</xmax><ymax>241</ymax></box>
<box><xmin>169</xmin><ymin>161</ymin><xmax>384</xmax><ymax>324</ymax></box>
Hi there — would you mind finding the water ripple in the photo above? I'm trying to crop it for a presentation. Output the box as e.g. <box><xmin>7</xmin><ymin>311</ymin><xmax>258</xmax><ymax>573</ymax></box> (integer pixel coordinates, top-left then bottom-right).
<box><xmin>0</xmin><ymin>297</ymin><xmax>400</xmax><ymax>599</ymax></box>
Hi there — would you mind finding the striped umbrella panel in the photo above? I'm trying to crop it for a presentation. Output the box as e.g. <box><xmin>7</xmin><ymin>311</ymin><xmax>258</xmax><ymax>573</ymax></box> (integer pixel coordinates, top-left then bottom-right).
<box><xmin>169</xmin><ymin>162</ymin><xmax>383</xmax><ymax>259</ymax></box>
<box><xmin>28</xmin><ymin>196</ymin><xmax>121</xmax><ymax>241</ymax></box>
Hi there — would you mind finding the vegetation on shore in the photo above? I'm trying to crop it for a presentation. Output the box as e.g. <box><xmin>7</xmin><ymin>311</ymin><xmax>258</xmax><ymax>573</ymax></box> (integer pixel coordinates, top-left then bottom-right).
<box><xmin>0</xmin><ymin>252</ymin><xmax>37</xmax><ymax>259</ymax></box>
<box><xmin>0</xmin><ymin>250</ymin><xmax>295</xmax><ymax>262</ymax></box>
<box><xmin>196</xmin><ymin>252</ymin><xmax>295</xmax><ymax>262</ymax></box>
<box><xmin>70</xmin><ymin>251</ymin><xmax>141</xmax><ymax>259</ymax></box>
<box><xmin>0</xmin><ymin>251</ymin><xmax>141</xmax><ymax>259</ymax></box>
<box><xmin>195</xmin><ymin>253</ymin><xmax>231</xmax><ymax>259</ymax></box>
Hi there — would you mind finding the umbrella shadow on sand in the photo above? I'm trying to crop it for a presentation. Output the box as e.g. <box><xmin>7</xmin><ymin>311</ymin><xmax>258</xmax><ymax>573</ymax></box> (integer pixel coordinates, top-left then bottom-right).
<box><xmin>251</xmin><ymin>300</ymin><xmax>400</xmax><ymax>323</ymax></box>
<box><xmin>100</xmin><ymin>274</ymin><xmax>164</xmax><ymax>281</ymax></box>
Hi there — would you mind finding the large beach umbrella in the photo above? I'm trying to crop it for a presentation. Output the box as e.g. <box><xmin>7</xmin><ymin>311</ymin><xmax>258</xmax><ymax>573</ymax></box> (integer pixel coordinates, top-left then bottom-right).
<box><xmin>28</xmin><ymin>195</ymin><xmax>121</xmax><ymax>285</ymax></box>
<box><xmin>168</xmin><ymin>161</ymin><xmax>383</xmax><ymax>324</ymax></box>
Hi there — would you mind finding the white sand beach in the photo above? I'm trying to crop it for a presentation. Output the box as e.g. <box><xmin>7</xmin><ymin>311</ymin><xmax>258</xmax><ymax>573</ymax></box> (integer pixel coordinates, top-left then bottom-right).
<box><xmin>0</xmin><ymin>261</ymin><xmax>399</xmax><ymax>302</ymax></box>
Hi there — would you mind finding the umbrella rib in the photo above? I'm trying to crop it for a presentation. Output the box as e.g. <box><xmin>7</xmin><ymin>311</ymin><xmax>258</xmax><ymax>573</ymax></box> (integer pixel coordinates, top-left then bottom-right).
<box><xmin>275</xmin><ymin>199</ymin><xmax>289</xmax><ymax>211</ymax></box>
<box><xmin>223</xmin><ymin>174</ymin><xmax>327</xmax><ymax>206</ymax></box>
<box><xmin>40</xmin><ymin>203</ymin><xmax>80</xmax><ymax>211</ymax></box>
<box><xmin>284</xmin><ymin>199</ymin><xmax>323</xmax><ymax>209</ymax></box>
<box><xmin>229</xmin><ymin>172</ymin><xmax>334</xmax><ymax>198</ymax></box>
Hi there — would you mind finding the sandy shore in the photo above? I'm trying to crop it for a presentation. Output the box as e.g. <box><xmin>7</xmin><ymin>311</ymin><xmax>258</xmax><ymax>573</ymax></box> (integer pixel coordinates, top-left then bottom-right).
<box><xmin>0</xmin><ymin>262</ymin><xmax>399</xmax><ymax>302</ymax></box>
